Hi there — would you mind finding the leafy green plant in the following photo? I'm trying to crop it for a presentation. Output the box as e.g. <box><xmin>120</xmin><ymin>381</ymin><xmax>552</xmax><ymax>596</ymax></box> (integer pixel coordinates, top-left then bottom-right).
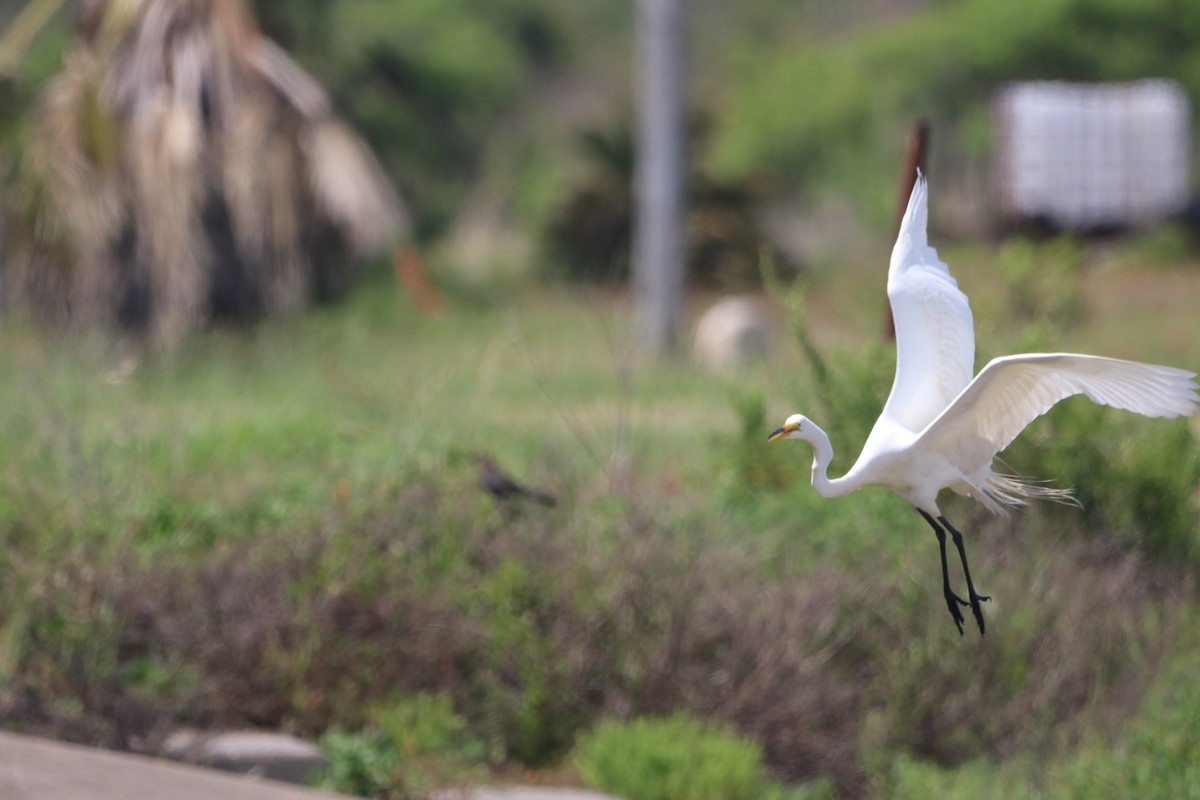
<box><xmin>1004</xmin><ymin>398</ymin><xmax>1200</xmax><ymax>560</ymax></box>
<box><xmin>314</xmin><ymin>693</ymin><xmax>487</xmax><ymax>799</ymax></box>
<box><xmin>884</xmin><ymin>756</ymin><xmax>1035</xmax><ymax>800</ymax></box>
<box><xmin>877</xmin><ymin>629</ymin><xmax>1200</xmax><ymax>799</ymax></box>
<box><xmin>726</xmin><ymin>392</ymin><xmax>803</xmax><ymax>494</ymax></box>
<box><xmin>759</xmin><ymin>263</ymin><xmax>892</xmax><ymax>472</ymax></box>
<box><xmin>372</xmin><ymin>692</ymin><xmax>487</xmax><ymax>764</ymax></box>
<box><xmin>995</xmin><ymin>237</ymin><xmax>1087</xmax><ymax>332</ymax></box>
<box><xmin>315</xmin><ymin>729</ymin><xmax>400</xmax><ymax>798</ymax></box>
<box><xmin>574</xmin><ymin>715</ymin><xmax>770</xmax><ymax>800</ymax></box>
<box><xmin>1123</xmin><ymin>224</ymin><xmax>1195</xmax><ymax>269</ymax></box>
<box><xmin>467</xmin><ymin>559</ymin><xmax>579</xmax><ymax>766</ymax></box>
<box><xmin>757</xmin><ymin>783</ymin><xmax>837</xmax><ymax>800</ymax></box>
<box><xmin>1047</xmin><ymin>642</ymin><xmax>1200</xmax><ymax>799</ymax></box>
<box><xmin>574</xmin><ymin>715</ymin><xmax>837</xmax><ymax>800</ymax></box>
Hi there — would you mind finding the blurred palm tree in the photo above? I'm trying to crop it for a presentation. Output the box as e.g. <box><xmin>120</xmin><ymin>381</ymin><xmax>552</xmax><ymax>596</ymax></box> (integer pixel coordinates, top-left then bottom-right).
<box><xmin>3</xmin><ymin>0</ymin><xmax>407</xmax><ymax>348</ymax></box>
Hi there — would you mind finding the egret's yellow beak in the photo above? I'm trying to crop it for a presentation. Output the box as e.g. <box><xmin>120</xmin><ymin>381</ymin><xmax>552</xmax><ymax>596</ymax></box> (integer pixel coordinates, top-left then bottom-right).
<box><xmin>767</xmin><ymin>425</ymin><xmax>791</xmax><ymax>443</ymax></box>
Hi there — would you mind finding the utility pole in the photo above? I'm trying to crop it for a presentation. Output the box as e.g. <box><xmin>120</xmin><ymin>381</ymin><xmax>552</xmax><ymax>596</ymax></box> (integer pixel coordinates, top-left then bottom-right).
<box><xmin>632</xmin><ymin>0</ymin><xmax>686</xmax><ymax>355</ymax></box>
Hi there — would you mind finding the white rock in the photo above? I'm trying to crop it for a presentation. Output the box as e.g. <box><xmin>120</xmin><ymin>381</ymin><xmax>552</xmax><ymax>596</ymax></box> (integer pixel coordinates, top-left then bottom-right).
<box><xmin>692</xmin><ymin>295</ymin><xmax>775</xmax><ymax>370</ymax></box>
<box><xmin>162</xmin><ymin>729</ymin><xmax>326</xmax><ymax>785</ymax></box>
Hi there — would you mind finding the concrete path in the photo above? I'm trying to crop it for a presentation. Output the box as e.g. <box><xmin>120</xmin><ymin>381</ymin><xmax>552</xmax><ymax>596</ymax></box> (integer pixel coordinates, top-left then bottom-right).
<box><xmin>0</xmin><ymin>731</ymin><xmax>623</xmax><ymax>800</ymax></box>
<box><xmin>0</xmin><ymin>731</ymin><xmax>353</xmax><ymax>800</ymax></box>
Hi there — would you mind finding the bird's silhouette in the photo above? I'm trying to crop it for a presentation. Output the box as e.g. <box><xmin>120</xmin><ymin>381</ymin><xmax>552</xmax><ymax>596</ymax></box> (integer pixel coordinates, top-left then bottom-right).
<box><xmin>476</xmin><ymin>455</ymin><xmax>556</xmax><ymax>507</ymax></box>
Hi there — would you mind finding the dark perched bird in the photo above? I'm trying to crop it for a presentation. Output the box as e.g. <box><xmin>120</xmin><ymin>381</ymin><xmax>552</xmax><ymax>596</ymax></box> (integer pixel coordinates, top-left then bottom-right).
<box><xmin>476</xmin><ymin>455</ymin><xmax>557</xmax><ymax>506</ymax></box>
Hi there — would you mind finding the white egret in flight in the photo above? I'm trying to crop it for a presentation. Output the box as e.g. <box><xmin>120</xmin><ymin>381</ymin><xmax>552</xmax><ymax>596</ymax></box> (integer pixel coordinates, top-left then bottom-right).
<box><xmin>769</xmin><ymin>173</ymin><xmax>1199</xmax><ymax>636</ymax></box>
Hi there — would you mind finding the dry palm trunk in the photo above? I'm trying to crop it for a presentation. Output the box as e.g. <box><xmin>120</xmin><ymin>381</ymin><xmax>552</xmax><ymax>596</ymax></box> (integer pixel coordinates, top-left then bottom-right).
<box><xmin>5</xmin><ymin>0</ymin><xmax>407</xmax><ymax>349</ymax></box>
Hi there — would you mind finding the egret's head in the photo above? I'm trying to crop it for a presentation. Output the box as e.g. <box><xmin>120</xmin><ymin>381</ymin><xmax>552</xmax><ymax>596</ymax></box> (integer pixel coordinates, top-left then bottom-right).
<box><xmin>768</xmin><ymin>413</ymin><xmax>808</xmax><ymax>443</ymax></box>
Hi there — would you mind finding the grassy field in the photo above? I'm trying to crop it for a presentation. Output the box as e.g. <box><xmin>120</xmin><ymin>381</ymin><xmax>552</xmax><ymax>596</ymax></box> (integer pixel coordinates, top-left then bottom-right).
<box><xmin>0</xmin><ymin>236</ymin><xmax>1198</xmax><ymax>798</ymax></box>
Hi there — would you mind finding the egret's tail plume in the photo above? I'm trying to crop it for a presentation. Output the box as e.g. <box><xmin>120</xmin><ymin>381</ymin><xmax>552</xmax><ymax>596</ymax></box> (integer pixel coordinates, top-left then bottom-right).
<box><xmin>979</xmin><ymin>473</ymin><xmax>1082</xmax><ymax>516</ymax></box>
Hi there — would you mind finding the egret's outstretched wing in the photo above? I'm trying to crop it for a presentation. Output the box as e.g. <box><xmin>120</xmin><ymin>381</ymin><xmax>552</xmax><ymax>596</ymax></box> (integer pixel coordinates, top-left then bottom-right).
<box><xmin>880</xmin><ymin>175</ymin><xmax>976</xmax><ymax>433</ymax></box>
<box><xmin>919</xmin><ymin>353</ymin><xmax>1200</xmax><ymax>476</ymax></box>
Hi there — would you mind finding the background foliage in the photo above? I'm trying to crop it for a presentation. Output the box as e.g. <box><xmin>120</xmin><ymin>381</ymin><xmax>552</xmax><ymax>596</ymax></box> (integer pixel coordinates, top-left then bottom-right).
<box><xmin>0</xmin><ymin>237</ymin><xmax>1194</xmax><ymax>798</ymax></box>
<box><xmin>8</xmin><ymin>0</ymin><xmax>1200</xmax><ymax>270</ymax></box>
<box><xmin>711</xmin><ymin>0</ymin><xmax>1200</xmax><ymax>224</ymax></box>
<box><xmin>0</xmin><ymin>2</ymin><xmax>1198</xmax><ymax>799</ymax></box>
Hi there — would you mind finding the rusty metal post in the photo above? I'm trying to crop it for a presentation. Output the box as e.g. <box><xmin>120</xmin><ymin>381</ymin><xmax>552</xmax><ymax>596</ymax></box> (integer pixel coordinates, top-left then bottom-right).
<box><xmin>883</xmin><ymin>119</ymin><xmax>928</xmax><ymax>341</ymax></box>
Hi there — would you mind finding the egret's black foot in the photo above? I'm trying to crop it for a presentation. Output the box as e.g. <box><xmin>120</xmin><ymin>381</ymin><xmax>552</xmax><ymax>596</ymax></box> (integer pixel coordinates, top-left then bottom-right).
<box><xmin>919</xmin><ymin>509</ymin><xmax>992</xmax><ymax>637</ymax></box>
<box><xmin>943</xmin><ymin>588</ymin><xmax>969</xmax><ymax>636</ymax></box>
<box><xmin>966</xmin><ymin>590</ymin><xmax>990</xmax><ymax>637</ymax></box>
<box><xmin>940</xmin><ymin>514</ymin><xmax>989</xmax><ymax>637</ymax></box>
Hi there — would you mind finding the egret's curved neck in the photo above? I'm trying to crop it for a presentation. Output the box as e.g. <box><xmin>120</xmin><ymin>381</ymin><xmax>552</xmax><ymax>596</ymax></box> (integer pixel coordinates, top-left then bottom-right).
<box><xmin>802</xmin><ymin>421</ymin><xmax>861</xmax><ymax>499</ymax></box>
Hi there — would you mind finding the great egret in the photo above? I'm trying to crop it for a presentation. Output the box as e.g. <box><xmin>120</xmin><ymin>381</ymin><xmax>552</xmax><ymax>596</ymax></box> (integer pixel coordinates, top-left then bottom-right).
<box><xmin>769</xmin><ymin>174</ymin><xmax>1199</xmax><ymax>636</ymax></box>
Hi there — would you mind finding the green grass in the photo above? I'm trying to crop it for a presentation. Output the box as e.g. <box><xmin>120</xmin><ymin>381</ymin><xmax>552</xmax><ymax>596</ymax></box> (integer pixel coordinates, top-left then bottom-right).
<box><xmin>0</xmin><ymin>246</ymin><xmax>1197</xmax><ymax>797</ymax></box>
<box><xmin>574</xmin><ymin>714</ymin><xmax>831</xmax><ymax>800</ymax></box>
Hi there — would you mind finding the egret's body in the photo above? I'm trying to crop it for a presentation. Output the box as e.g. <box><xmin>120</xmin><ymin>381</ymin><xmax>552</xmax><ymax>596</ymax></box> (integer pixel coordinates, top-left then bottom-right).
<box><xmin>770</xmin><ymin>174</ymin><xmax>1199</xmax><ymax>635</ymax></box>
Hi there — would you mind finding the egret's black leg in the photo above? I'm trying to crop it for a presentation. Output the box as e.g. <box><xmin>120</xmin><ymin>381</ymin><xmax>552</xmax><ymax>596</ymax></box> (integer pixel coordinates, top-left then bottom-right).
<box><xmin>917</xmin><ymin>509</ymin><xmax>968</xmax><ymax>635</ymax></box>
<box><xmin>939</xmin><ymin>515</ymin><xmax>990</xmax><ymax>636</ymax></box>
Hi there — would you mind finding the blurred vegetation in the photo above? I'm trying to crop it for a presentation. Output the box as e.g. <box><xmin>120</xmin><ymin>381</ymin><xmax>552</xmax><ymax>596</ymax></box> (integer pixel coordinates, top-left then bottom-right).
<box><xmin>298</xmin><ymin>0</ymin><xmax>559</xmax><ymax>242</ymax></box>
<box><xmin>0</xmin><ymin>0</ymin><xmax>404</xmax><ymax>347</ymax></box>
<box><xmin>711</xmin><ymin>0</ymin><xmax>1200</xmax><ymax>223</ymax></box>
<box><xmin>6</xmin><ymin>0</ymin><xmax>1200</xmax><ymax>284</ymax></box>
<box><xmin>574</xmin><ymin>714</ymin><xmax>834</xmax><ymax>800</ymax></box>
<box><xmin>0</xmin><ymin>3</ymin><xmax>1198</xmax><ymax>799</ymax></box>
<box><xmin>241</xmin><ymin>0</ymin><xmax>580</xmax><ymax>245</ymax></box>
<box><xmin>543</xmin><ymin>118</ymin><xmax>793</xmax><ymax>287</ymax></box>
<box><xmin>314</xmin><ymin>693</ymin><xmax>488</xmax><ymax>798</ymax></box>
<box><xmin>574</xmin><ymin>715</ymin><xmax>768</xmax><ymax>800</ymax></box>
<box><xmin>0</xmin><ymin>236</ymin><xmax>1192</xmax><ymax>798</ymax></box>
<box><xmin>882</xmin><ymin>634</ymin><xmax>1200</xmax><ymax>799</ymax></box>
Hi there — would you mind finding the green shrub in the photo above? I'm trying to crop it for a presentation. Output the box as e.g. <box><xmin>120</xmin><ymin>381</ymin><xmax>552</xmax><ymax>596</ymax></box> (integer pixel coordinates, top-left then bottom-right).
<box><xmin>372</xmin><ymin>693</ymin><xmax>486</xmax><ymax>763</ymax></box>
<box><xmin>995</xmin><ymin>238</ymin><xmax>1087</xmax><ymax>332</ymax></box>
<box><xmin>758</xmin><ymin>781</ymin><xmax>838</xmax><ymax>800</ymax></box>
<box><xmin>1123</xmin><ymin>225</ymin><xmax>1195</xmax><ymax>269</ymax></box>
<box><xmin>314</xmin><ymin>693</ymin><xmax>487</xmax><ymax>799</ymax></box>
<box><xmin>726</xmin><ymin>392</ymin><xmax>803</xmax><ymax>495</ymax></box>
<box><xmin>467</xmin><ymin>558</ymin><xmax>581</xmax><ymax>766</ymax></box>
<box><xmin>315</xmin><ymin>729</ymin><xmax>399</xmax><ymax>798</ymax></box>
<box><xmin>574</xmin><ymin>715</ymin><xmax>770</xmax><ymax>800</ymax></box>
<box><xmin>878</xmin><ymin>632</ymin><xmax>1200</xmax><ymax>799</ymax></box>
<box><xmin>757</xmin><ymin>265</ymin><xmax>892</xmax><ymax>472</ymax></box>
<box><xmin>885</xmin><ymin>756</ymin><xmax>1035</xmax><ymax>800</ymax></box>
<box><xmin>1004</xmin><ymin>398</ymin><xmax>1200</xmax><ymax>560</ymax></box>
<box><xmin>1046</xmin><ymin>636</ymin><xmax>1200</xmax><ymax>800</ymax></box>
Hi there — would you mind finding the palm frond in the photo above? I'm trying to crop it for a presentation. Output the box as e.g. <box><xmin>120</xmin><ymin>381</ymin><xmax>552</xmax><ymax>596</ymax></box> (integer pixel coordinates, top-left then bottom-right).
<box><xmin>4</xmin><ymin>0</ymin><xmax>408</xmax><ymax>347</ymax></box>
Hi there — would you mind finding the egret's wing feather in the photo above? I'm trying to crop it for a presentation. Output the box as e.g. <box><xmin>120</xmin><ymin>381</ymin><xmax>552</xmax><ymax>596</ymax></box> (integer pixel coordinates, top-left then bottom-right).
<box><xmin>880</xmin><ymin>175</ymin><xmax>976</xmax><ymax>433</ymax></box>
<box><xmin>920</xmin><ymin>353</ymin><xmax>1199</xmax><ymax>476</ymax></box>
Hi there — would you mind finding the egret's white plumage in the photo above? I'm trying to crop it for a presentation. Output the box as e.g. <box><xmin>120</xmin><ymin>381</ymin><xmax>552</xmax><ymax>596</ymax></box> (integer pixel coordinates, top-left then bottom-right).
<box><xmin>769</xmin><ymin>173</ymin><xmax>1199</xmax><ymax>635</ymax></box>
